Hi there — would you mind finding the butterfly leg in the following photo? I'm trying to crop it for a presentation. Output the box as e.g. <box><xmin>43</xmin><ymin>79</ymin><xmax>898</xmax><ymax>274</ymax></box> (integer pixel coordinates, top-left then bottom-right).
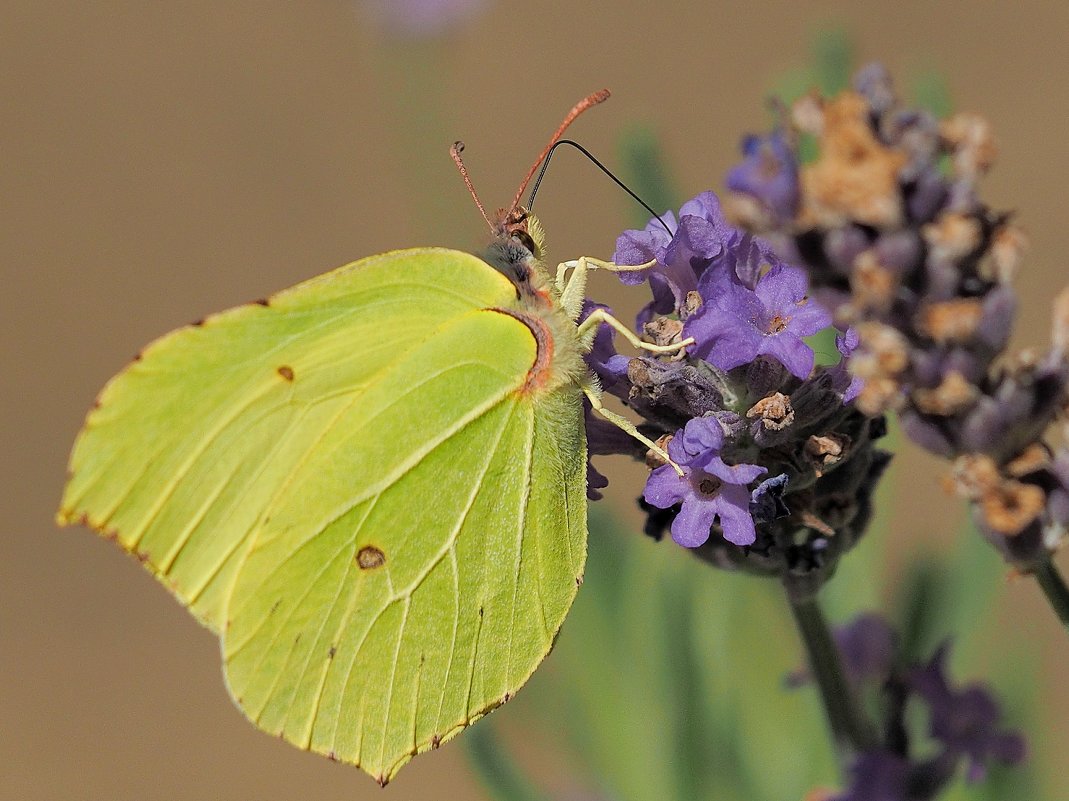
<box><xmin>575</xmin><ymin>307</ymin><xmax>694</xmax><ymax>356</ymax></box>
<box><xmin>555</xmin><ymin>257</ymin><xmax>657</xmax><ymax>321</ymax></box>
<box><xmin>555</xmin><ymin>256</ymin><xmax>655</xmax><ymax>293</ymax></box>
<box><xmin>581</xmin><ymin>377</ymin><xmax>684</xmax><ymax>476</ymax></box>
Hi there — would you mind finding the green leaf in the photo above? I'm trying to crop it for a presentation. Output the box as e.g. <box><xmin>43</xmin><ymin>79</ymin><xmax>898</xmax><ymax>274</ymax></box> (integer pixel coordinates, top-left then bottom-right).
<box><xmin>807</xmin><ymin>327</ymin><xmax>843</xmax><ymax>368</ymax></box>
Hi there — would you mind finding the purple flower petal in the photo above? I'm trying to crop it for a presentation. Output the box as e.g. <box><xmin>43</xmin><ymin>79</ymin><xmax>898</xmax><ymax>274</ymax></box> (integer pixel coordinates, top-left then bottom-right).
<box><xmin>759</xmin><ymin>331</ymin><xmax>816</xmax><ymax>379</ymax></box>
<box><xmin>680</xmin><ymin>415</ymin><xmax>724</xmax><ymax>455</ymax></box>
<box><xmin>702</xmin><ymin>454</ymin><xmax>767</xmax><ymax>485</ymax></box>
<box><xmin>753</xmin><ymin>263</ymin><xmax>808</xmax><ymax>309</ymax></box>
<box><xmin>686</xmin><ymin>254</ymin><xmax>830</xmax><ymax>379</ymax></box>
<box><xmin>643</xmin><ymin>464</ymin><xmax>688</xmax><ymax>509</ymax></box>
<box><xmin>612</xmin><ymin>192</ymin><xmax>739</xmax><ymax>322</ymax></box>
<box><xmin>670</xmin><ymin>494</ymin><xmax>719</xmax><ymax>547</ymax></box>
<box><xmin>909</xmin><ymin>644</ymin><xmax>1027</xmax><ymax>780</ymax></box>
<box><xmin>711</xmin><ymin>484</ymin><xmax>758</xmax><ymax>545</ymax></box>
<box><xmin>581</xmin><ymin>301</ymin><xmax>631</xmax><ymax>398</ymax></box>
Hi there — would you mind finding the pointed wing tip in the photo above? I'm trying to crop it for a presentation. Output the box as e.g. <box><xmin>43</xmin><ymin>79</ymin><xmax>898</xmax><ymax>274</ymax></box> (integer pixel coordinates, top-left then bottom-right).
<box><xmin>55</xmin><ymin>504</ymin><xmax>87</xmax><ymax>530</ymax></box>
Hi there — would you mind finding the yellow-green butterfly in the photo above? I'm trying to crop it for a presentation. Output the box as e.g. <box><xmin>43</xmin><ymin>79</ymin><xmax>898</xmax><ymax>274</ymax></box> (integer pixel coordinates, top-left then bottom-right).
<box><xmin>57</xmin><ymin>90</ymin><xmax>686</xmax><ymax>785</ymax></box>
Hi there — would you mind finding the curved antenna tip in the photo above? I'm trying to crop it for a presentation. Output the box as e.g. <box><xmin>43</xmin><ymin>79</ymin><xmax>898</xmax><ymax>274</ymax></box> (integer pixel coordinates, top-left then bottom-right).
<box><xmin>450</xmin><ymin>140</ymin><xmax>493</xmax><ymax>231</ymax></box>
<box><xmin>507</xmin><ymin>90</ymin><xmax>613</xmax><ymax>215</ymax></box>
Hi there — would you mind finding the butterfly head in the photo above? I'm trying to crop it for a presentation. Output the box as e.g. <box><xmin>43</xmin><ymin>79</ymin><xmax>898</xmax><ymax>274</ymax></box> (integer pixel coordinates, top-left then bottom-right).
<box><xmin>483</xmin><ymin>206</ymin><xmax>552</xmax><ymax>300</ymax></box>
<box><xmin>451</xmin><ymin>90</ymin><xmax>609</xmax><ymax>302</ymax></box>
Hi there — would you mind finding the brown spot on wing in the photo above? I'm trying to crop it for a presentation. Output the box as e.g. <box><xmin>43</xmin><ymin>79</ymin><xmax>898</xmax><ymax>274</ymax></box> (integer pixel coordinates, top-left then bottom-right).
<box><xmin>356</xmin><ymin>545</ymin><xmax>386</xmax><ymax>570</ymax></box>
<box><xmin>277</xmin><ymin>365</ymin><xmax>295</xmax><ymax>381</ymax></box>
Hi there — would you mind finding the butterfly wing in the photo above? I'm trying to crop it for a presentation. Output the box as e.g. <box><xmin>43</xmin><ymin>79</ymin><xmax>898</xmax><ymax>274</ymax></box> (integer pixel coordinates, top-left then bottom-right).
<box><xmin>58</xmin><ymin>247</ymin><xmax>587</xmax><ymax>782</ymax></box>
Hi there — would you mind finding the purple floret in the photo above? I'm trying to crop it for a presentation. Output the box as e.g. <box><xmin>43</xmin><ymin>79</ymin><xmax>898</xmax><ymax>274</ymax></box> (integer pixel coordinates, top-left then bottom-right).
<box><xmin>909</xmin><ymin>645</ymin><xmax>1026</xmax><ymax>782</ymax></box>
<box><xmin>726</xmin><ymin>131</ymin><xmax>800</xmax><ymax>225</ymax></box>
<box><xmin>580</xmin><ymin>301</ymin><xmax>630</xmax><ymax>399</ymax></box>
<box><xmin>830</xmin><ymin>752</ymin><xmax>914</xmax><ymax>801</ymax></box>
<box><xmin>685</xmin><ymin>261</ymin><xmax>832</xmax><ymax>379</ymax></box>
<box><xmin>830</xmin><ymin>327</ymin><xmax>864</xmax><ymax>404</ymax></box>
<box><xmin>612</xmin><ymin>191</ymin><xmax>737</xmax><ymax>325</ymax></box>
<box><xmin>642</xmin><ymin>416</ymin><xmax>766</xmax><ymax>547</ymax></box>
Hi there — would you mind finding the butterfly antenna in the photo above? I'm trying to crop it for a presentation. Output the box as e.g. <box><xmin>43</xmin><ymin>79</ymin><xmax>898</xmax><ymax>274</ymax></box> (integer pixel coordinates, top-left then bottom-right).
<box><xmin>450</xmin><ymin>141</ymin><xmax>495</xmax><ymax>233</ymax></box>
<box><xmin>527</xmin><ymin>138</ymin><xmax>673</xmax><ymax>236</ymax></box>
<box><xmin>507</xmin><ymin>89</ymin><xmax>611</xmax><ymax>215</ymax></box>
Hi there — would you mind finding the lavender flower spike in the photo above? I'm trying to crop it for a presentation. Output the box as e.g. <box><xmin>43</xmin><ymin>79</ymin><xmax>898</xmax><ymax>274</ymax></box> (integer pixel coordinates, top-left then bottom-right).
<box><xmin>643</xmin><ymin>416</ymin><xmax>766</xmax><ymax>547</ymax></box>
<box><xmin>686</xmin><ymin>261</ymin><xmax>832</xmax><ymax>379</ymax></box>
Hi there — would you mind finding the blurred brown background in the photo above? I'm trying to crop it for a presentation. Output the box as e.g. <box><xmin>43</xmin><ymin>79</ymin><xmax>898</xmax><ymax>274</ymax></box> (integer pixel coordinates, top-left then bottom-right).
<box><xmin>4</xmin><ymin>2</ymin><xmax>1069</xmax><ymax>799</ymax></box>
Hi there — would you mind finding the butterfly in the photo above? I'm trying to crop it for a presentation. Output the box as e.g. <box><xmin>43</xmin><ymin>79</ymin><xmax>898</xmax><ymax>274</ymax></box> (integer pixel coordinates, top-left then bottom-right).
<box><xmin>57</xmin><ymin>90</ymin><xmax>686</xmax><ymax>785</ymax></box>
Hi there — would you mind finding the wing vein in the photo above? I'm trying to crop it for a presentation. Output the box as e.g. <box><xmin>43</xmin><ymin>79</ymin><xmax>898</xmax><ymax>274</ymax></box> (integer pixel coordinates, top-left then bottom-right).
<box><xmin>375</xmin><ymin>595</ymin><xmax>412</xmax><ymax>774</ymax></box>
<box><xmin>504</xmin><ymin>405</ymin><xmax>536</xmax><ymax>682</ymax></box>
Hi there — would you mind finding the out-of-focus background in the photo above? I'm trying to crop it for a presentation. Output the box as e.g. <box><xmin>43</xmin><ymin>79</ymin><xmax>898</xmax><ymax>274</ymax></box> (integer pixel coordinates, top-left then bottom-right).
<box><xmin>4</xmin><ymin>2</ymin><xmax>1069</xmax><ymax>799</ymax></box>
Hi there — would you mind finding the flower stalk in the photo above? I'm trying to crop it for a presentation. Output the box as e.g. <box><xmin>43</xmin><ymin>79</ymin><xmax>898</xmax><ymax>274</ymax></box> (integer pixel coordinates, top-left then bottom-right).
<box><xmin>786</xmin><ymin>587</ymin><xmax>879</xmax><ymax>759</ymax></box>
<box><xmin>1031</xmin><ymin>557</ymin><xmax>1069</xmax><ymax>633</ymax></box>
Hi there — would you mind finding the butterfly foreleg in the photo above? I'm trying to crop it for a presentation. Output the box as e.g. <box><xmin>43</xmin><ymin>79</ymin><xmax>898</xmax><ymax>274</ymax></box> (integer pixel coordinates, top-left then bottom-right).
<box><xmin>555</xmin><ymin>257</ymin><xmax>659</xmax><ymax>322</ymax></box>
<box><xmin>575</xmin><ymin>307</ymin><xmax>694</xmax><ymax>356</ymax></box>
<box><xmin>580</xmin><ymin>375</ymin><xmax>683</xmax><ymax>476</ymax></box>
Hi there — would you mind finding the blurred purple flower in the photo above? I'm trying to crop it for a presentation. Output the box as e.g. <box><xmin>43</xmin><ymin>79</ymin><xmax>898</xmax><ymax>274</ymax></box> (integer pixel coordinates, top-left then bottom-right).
<box><xmin>788</xmin><ymin>612</ymin><xmax>897</xmax><ymax>690</ymax></box>
<box><xmin>799</xmin><ymin>616</ymin><xmax>1023</xmax><ymax>800</ymax></box>
<box><xmin>830</xmin><ymin>752</ymin><xmax>914</xmax><ymax>801</ymax></box>
<box><xmin>836</xmin><ymin>613</ymin><xmax>897</xmax><ymax>686</ymax></box>
<box><xmin>909</xmin><ymin>644</ymin><xmax>1026</xmax><ymax>782</ymax></box>
<box><xmin>726</xmin><ymin>131</ymin><xmax>800</xmax><ymax>225</ymax></box>
<box><xmin>685</xmin><ymin>262</ymin><xmax>832</xmax><ymax>379</ymax></box>
<box><xmin>360</xmin><ymin>0</ymin><xmax>487</xmax><ymax>38</ymax></box>
<box><xmin>643</xmin><ymin>416</ymin><xmax>766</xmax><ymax>547</ymax></box>
<box><xmin>830</xmin><ymin>328</ymin><xmax>864</xmax><ymax>403</ymax></box>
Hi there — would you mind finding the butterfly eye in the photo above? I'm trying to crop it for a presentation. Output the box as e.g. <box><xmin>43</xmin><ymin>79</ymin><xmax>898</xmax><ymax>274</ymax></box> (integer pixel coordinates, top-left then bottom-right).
<box><xmin>512</xmin><ymin>230</ymin><xmax>538</xmax><ymax>256</ymax></box>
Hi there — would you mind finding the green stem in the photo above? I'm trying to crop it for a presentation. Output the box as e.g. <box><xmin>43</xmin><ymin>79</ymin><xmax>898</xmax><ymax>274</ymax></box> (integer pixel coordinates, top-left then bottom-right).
<box><xmin>463</xmin><ymin>721</ymin><xmax>548</xmax><ymax>801</ymax></box>
<box><xmin>786</xmin><ymin>590</ymin><xmax>878</xmax><ymax>759</ymax></box>
<box><xmin>1032</xmin><ymin>556</ymin><xmax>1069</xmax><ymax>633</ymax></box>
